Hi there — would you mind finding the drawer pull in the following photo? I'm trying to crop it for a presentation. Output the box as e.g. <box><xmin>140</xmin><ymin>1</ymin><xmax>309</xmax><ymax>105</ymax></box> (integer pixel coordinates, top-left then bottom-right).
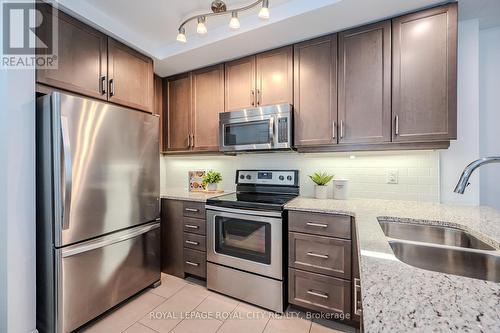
<box><xmin>185</xmin><ymin>261</ymin><xmax>200</xmax><ymax>267</ymax></box>
<box><xmin>306</xmin><ymin>222</ymin><xmax>328</xmax><ymax>228</ymax></box>
<box><xmin>307</xmin><ymin>290</ymin><xmax>329</xmax><ymax>299</ymax></box>
<box><xmin>185</xmin><ymin>224</ymin><xmax>199</xmax><ymax>229</ymax></box>
<box><xmin>185</xmin><ymin>240</ymin><xmax>199</xmax><ymax>245</ymax></box>
<box><xmin>306</xmin><ymin>252</ymin><xmax>329</xmax><ymax>259</ymax></box>
<box><xmin>185</xmin><ymin>208</ymin><xmax>199</xmax><ymax>212</ymax></box>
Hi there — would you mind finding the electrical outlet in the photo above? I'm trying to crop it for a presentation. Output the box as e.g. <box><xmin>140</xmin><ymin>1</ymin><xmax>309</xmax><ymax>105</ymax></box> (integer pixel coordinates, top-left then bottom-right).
<box><xmin>387</xmin><ymin>169</ymin><xmax>399</xmax><ymax>184</ymax></box>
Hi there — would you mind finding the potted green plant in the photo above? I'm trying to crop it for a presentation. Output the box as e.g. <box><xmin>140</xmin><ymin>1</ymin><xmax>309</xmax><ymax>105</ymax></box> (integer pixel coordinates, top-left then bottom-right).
<box><xmin>202</xmin><ymin>170</ymin><xmax>222</xmax><ymax>191</ymax></box>
<box><xmin>309</xmin><ymin>172</ymin><xmax>334</xmax><ymax>199</ymax></box>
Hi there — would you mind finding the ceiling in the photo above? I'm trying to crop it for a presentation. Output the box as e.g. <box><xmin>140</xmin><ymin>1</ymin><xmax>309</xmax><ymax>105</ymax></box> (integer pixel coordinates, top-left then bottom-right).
<box><xmin>56</xmin><ymin>0</ymin><xmax>450</xmax><ymax>77</ymax></box>
<box><xmin>459</xmin><ymin>0</ymin><xmax>500</xmax><ymax>29</ymax></box>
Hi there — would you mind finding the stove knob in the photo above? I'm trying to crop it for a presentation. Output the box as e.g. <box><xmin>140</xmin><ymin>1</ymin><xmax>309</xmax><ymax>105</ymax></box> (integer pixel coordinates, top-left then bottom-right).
<box><xmin>239</xmin><ymin>174</ymin><xmax>245</xmax><ymax>180</ymax></box>
<box><xmin>246</xmin><ymin>175</ymin><xmax>252</xmax><ymax>180</ymax></box>
<box><xmin>279</xmin><ymin>175</ymin><xmax>285</xmax><ymax>181</ymax></box>
<box><xmin>287</xmin><ymin>175</ymin><xmax>293</xmax><ymax>181</ymax></box>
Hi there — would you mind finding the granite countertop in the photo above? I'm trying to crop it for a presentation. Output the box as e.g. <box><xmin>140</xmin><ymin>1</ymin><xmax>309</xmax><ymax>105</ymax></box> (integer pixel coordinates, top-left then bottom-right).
<box><xmin>285</xmin><ymin>197</ymin><xmax>500</xmax><ymax>332</ymax></box>
<box><xmin>161</xmin><ymin>188</ymin><xmax>230</xmax><ymax>202</ymax></box>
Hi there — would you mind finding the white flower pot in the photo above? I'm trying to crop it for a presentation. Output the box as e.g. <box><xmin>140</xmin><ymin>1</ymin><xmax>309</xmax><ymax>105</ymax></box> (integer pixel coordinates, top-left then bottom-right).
<box><xmin>206</xmin><ymin>183</ymin><xmax>218</xmax><ymax>191</ymax></box>
<box><xmin>314</xmin><ymin>185</ymin><xmax>328</xmax><ymax>199</ymax></box>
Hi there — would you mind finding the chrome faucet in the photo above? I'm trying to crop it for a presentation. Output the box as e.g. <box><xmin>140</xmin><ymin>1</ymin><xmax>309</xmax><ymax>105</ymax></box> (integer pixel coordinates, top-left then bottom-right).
<box><xmin>454</xmin><ymin>157</ymin><xmax>500</xmax><ymax>194</ymax></box>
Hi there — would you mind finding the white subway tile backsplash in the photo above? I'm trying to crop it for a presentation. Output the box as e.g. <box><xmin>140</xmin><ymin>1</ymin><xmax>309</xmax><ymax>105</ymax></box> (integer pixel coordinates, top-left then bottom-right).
<box><xmin>161</xmin><ymin>151</ymin><xmax>440</xmax><ymax>203</ymax></box>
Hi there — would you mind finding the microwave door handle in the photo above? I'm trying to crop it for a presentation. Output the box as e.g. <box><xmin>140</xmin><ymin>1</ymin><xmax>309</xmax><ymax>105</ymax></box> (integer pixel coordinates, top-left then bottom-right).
<box><xmin>60</xmin><ymin>115</ymin><xmax>72</xmax><ymax>230</ymax></box>
<box><xmin>269</xmin><ymin>117</ymin><xmax>275</xmax><ymax>145</ymax></box>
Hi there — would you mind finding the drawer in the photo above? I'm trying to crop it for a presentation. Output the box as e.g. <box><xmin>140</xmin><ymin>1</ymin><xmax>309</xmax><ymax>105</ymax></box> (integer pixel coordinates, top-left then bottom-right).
<box><xmin>183</xmin><ymin>201</ymin><xmax>206</xmax><ymax>219</ymax></box>
<box><xmin>288</xmin><ymin>268</ymin><xmax>351</xmax><ymax>315</ymax></box>
<box><xmin>183</xmin><ymin>232</ymin><xmax>206</xmax><ymax>252</ymax></box>
<box><xmin>184</xmin><ymin>248</ymin><xmax>206</xmax><ymax>278</ymax></box>
<box><xmin>289</xmin><ymin>232</ymin><xmax>351</xmax><ymax>279</ymax></box>
<box><xmin>183</xmin><ymin>217</ymin><xmax>206</xmax><ymax>235</ymax></box>
<box><xmin>289</xmin><ymin>211</ymin><xmax>351</xmax><ymax>239</ymax></box>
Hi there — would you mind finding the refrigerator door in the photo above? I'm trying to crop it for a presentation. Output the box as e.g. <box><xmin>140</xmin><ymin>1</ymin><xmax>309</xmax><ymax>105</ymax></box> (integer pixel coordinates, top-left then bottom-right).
<box><xmin>50</xmin><ymin>92</ymin><xmax>159</xmax><ymax>247</ymax></box>
<box><xmin>56</xmin><ymin>221</ymin><xmax>161</xmax><ymax>333</ymax></box>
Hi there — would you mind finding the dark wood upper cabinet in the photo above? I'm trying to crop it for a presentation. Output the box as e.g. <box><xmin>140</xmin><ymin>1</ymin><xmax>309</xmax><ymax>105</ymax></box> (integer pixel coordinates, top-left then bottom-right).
<box><xmin>338</xmin><ymin>21</ymin><xmax>392</xmax><ymax>144</ymax></box>
<box><xmin>392</xmin><ymin>3</ymin><xmax>457</xmax><ymax>142</ymax></box>
<box><xmin>191</xmin><ymin>64</ymin><xmax>224</xmax><ymax>152</ymax></box>
<box><xmin>294</xmin><ymin>35</ymin><xmax>338</xmax><ymax>147</ymax></box>
<box><xmin>36</xmin><ymin>6</ymin><xmax>108</xmax><ymax>100</ymax></box>
<box><xmin>166</xmin><ymin>73</ymin><xmax>191</xmax><ymax>152</ymax></box>
<box><xmin>256</xmin><ymin>46</ymin><xmax>293</xmax><ymax>107</ymax></box>
<box><xmin>225</xmin><ymin>56</ymin><xmax>256</xmax><ymax>111</ymax></box>
<box><xmin>153</xmin><ymin>75</ymin><xmax>164</xmax><ymax>151</ymax></box>
<box><xmin>108</xmin><ymin>38</ymin><xmax>154</xmax><ymax>112</ymax></box>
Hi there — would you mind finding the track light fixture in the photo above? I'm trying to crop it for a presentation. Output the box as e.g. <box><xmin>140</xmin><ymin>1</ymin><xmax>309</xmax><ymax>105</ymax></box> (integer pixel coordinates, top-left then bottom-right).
<box><xmin>177</xmin><ymin>0</ymin><xmax>270</xmax><ymax>43</ymax></box>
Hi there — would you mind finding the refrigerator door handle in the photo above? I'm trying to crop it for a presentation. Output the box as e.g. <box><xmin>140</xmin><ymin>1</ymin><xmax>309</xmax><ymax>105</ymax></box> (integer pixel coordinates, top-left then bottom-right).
<box><xmin>61</xmin><ymin>221</ymin><xmax>160</xmax><ymax>258</ymax></box>
<box><xmin>61</xmin><ymin>115</ymin><xmax>73</xmax><ymax>230</ymax></box>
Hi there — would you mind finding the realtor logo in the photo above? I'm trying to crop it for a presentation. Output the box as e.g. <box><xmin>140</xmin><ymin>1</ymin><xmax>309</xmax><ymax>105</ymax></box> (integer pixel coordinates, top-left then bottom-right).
<box><xmin>1</xmin><ymin>0</ymin><xmax>58</xmax><ymax>69</ymax></box>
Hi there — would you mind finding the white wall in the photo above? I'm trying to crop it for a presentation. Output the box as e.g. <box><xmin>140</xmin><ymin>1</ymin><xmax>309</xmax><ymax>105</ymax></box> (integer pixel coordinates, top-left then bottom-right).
<box><xmin>0</xmin><ymin>6</ymin><xmax>37</xmax><ymax>331</ymax></box>
<box><xmin>439</xmin><ymin>19</ymin><xmax>481</xmax><ymax>205</ymax></box>
<box><xmin>161</xmin><ymin>151</ymin><xmax>440</xmax><ymax>202</ymax></box>
<box><xmin>479</xmin><ymin>26</ymin><xmax>500</xmax><ymax>209</ymax></box>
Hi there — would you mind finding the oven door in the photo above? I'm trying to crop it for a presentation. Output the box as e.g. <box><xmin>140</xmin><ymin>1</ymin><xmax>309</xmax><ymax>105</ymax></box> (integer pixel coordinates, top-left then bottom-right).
<box><xmin>207</xmin><ymin>209</ymin><xmax>283</xmax><ymax>279</ymax></box>
<box><xmin>220</xmin><ymin>114</ymin><xmax>277</xmax><ymax>152</ymax></box>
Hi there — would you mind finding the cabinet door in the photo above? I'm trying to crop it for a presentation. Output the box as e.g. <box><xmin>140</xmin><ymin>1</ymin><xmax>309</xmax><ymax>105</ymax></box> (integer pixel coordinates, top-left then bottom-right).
<box><xmin>108</xmin><ymin>38</ymin><xmax>154</xmax><ymax>112</ymax></box>
<box><xmin>225</xmin><ymin>56</ymin><xmax>256</xmax><ymax>111</ymax></box>
<box><xmin>338</xmin><ymin>21</ymin><xmax>391</xmax><ymax>144</ymax></box>
<box><xmin>256</xmin><ymin>46</ymin><xmax>293</xmax><ymax>107</ymax></box>
<box><xmin>36</xmin><ymin>6</ymin><xmax>107</xmax><ymax>100</ymax></box>
<box><xmin>294</xmin><ymin>35</ymin><xmax>338</xmax><ymax>147</ymax></box>
<box><xmin>166</xmin><ymin>73</ymin><xmax>191</xmax><ymax>152</ymax></box>
<box><xmin>153</xmin><ymin>75</ymin><xmax>163</xmax><ymax>151</ymax></box>
<box><xmin>192</xmin><ymin>65</ymin><xmax>224</xmax><ymax>152</ymax></box>
<box><xmin>392</xmin><ymin>3</ymin><xmax>457</xmax><ymax>142</ymax></box>
<box><xmin>161</xmin><ymin>199</ymin><xmax>184</xmax><ymax>278</ymax></box>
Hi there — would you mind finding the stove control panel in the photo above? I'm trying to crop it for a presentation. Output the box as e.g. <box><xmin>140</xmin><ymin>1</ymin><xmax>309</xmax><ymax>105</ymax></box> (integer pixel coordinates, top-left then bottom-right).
<box><xmin>236</xmin><ymin>170</ymin><xmax>298</xmax><ymax>186</ymax></box>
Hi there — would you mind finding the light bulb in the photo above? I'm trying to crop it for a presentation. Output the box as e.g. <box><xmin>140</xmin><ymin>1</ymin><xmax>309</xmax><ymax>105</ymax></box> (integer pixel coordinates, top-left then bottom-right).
<box><xmin>176</xmin><ymin>28</ymin><xmax>186</xmax><ymax>43</ymax></box>
<box><xmin>259</xmin><ymin>0</ymin><xmax>270</xmax><ymax>19</ymax></box>
<box><xmin>229</xmin><ymin>12</ymin><xmax>240</xmax><ymax>30</ymax></box>
<box><xmin>197</xmin><ymin>16</ymin><xmax>207</xmax><ymax>35</ymax></box>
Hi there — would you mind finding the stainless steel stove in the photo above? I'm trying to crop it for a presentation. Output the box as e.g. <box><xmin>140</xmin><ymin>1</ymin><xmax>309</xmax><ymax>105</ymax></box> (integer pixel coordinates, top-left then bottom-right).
<box><xmin>206</xmin><ymin>170</ymin><xmax>299</xmax><ymax>312</ymax></box>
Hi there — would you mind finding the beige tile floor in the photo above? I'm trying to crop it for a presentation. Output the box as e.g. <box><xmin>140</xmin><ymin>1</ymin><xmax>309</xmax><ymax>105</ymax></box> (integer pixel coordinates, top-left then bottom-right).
<box><xmin>78</xmin><ymin>274</ymin><xmax>356</xmax><ymax>333</ymax></box>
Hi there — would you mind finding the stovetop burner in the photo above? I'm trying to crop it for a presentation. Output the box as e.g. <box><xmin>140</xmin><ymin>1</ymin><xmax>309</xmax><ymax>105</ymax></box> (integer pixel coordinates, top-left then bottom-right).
<box><xmin>207</xmin><ymin>170</ymin><xmax>299</xmax><ymax>212</ymax></box>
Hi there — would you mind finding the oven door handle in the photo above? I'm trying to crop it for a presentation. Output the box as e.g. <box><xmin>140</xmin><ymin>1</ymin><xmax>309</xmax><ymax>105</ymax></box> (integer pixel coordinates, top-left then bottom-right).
<box><xmin>205</xmin><ymin>205</ymin><xmax>282</xmax><ymax>218</ymax></box>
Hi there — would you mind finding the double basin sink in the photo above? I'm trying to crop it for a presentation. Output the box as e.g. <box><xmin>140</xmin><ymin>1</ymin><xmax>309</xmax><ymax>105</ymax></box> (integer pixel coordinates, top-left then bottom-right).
<box><xmin>378</xmin><ymin>220</ymin><xmax>500</xmax><ymax>282</ymax></box>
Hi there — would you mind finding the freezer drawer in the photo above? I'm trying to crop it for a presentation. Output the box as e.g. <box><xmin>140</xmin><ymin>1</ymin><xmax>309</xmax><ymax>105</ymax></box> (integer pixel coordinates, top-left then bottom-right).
<box><xmin>57</xmin><ymin>222</ymin><xmax>160</xmax><ymax>333</ymax></box>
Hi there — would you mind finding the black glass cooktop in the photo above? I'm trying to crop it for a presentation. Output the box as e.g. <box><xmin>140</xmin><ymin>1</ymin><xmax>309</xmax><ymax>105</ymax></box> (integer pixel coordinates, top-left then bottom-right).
<box><xmin>207</xmin><ymin>192</ymin><xmax>298</xmax><ymax>211</ymax></box>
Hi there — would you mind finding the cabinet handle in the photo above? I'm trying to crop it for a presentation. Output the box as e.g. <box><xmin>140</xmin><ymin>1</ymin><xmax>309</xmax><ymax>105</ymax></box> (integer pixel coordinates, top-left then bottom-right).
<box><xmin>185</xmin><ymin>224</ymin><xmax>199</xmax><ymax>229</ymax></box>
<box><xmin>394</xmin><ymin>115</ymin><xmax>399</xmax><ymax>136</ymax></box>
<box><xmin>340</xmin><ymin>120</ymin><xmax>345</xmax><ymax>139</ymax></box>
<box><xmin>332</xmin><ymin>121</ymin><xmax>336</xmax><ymax>139</ymax></box>
<box><xmin>185</xmin><ymin>261</ymin><xmax>200</xmax><ymax>267</ymax></box>
<box><xmin>191</xmin><ymin>134</ymin><xmax>195</xmax><ymax>148</ymax></box>
<box><xmin>306</xmin><ymin>222</ymin><xmax>328</xmax><ymax>228</ymax></box>
<box><xmin>251</xmin><ymin>90</ymin><xmax>255</xmax><ymax>106</ymax></box>
<box><xmin>109</xmin><ymin>79</ymin><xmax>115</xmax><ymax>97</ymax></box>
<box><xmin>257</xmin><ymin>89</ymin><xmax>261</xmax><ymax>106</ymax></box>
<box><xmin>307</xmin><ymin>290</ymin><xmax>329</xmax><ymax>299</ymax></box>
<box><xmin>100</xmin><ymin>75</ymin><xmax>106</xmax><ymax>95</ymax></box>
<box><xmin>185</xmin><ymin>240</ymin><xmax>199</xmax><ymax>245</ymax></box>
<box><xmin>185</xmin><ymin>208</ymin><xmax>199</xmax><ymax>212</ymax></box>
<box><xmin>307</xmin><ymin>252</ymin><xmax>329</xmax><ymax>259</ymax></box>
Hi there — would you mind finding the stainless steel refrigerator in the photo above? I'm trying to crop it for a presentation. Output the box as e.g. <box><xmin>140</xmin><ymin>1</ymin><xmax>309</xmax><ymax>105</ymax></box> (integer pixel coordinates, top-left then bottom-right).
<box><xmin>36</xmin><ymin>92</ymin><xmax>161</xmax><ymax>333</ymax></box>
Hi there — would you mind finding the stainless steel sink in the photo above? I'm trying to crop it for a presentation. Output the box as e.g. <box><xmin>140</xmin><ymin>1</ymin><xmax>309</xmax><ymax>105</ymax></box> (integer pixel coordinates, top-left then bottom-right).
<box><xmin>388</xmin><ymin>241</ymin><xmax>500</xmax><ymax>282</ymax></box>
<box><xmin>378</xmin><ymin>220</ymin><xmax>495</xmax><ymax>250</ymax></box>
<box><xmin>378</xmin><ymin>219</ymin><xmax>500</xmax><ymax>282</ymax></box>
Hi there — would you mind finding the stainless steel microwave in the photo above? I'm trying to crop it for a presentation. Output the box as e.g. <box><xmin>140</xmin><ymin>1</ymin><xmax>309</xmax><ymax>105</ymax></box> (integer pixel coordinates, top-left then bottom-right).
<box><xmin>219</xmin><ymin>104</ymin><xmax>293</xmax><ymax>152</ymax></box>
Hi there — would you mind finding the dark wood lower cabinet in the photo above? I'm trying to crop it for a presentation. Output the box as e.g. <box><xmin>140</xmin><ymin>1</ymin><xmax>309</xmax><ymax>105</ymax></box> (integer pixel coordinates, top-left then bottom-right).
<box><xmin>161</xmin><ymin>199</ymin><xmax>185</xmax><ymax>278</ymax></box>
<box><xmin>288</xmin><ymin>210</ymin><xmax>360</xmax><ymax>326</ymax></box>
<box><xmin>161</xmin><ymin>198</ymin><xmax>207</xmax><ymax>279</ymax></box>
<box><xmin>289</xmin><ymin>268</ymin><xmax>351</xmax><ymax>314</ymax></box>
